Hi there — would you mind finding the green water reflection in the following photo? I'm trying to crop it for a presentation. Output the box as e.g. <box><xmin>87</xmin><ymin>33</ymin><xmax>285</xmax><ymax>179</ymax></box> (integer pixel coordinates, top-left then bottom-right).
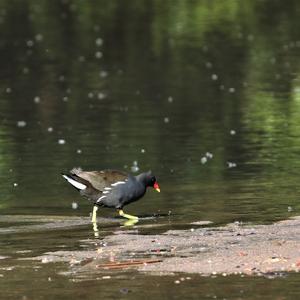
<box><xmin>1</xmin><ymin>0</ymin><xmax>300</xmax><ymax>299</ymax></box>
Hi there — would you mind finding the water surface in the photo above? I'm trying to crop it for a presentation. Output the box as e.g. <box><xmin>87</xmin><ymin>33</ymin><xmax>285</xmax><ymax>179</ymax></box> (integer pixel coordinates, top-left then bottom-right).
<box><xmin>1</xmin><ymin>0</ymin><xmax>300</xmax><ymax>299</ymax></box>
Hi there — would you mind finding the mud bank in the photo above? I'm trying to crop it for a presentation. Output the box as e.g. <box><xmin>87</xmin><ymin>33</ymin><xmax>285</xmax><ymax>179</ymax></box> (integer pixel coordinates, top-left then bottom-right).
<box><xmin>28</xmin><ymin>217</ymin><xmax>300</xmax><ymax>276</ymax></box>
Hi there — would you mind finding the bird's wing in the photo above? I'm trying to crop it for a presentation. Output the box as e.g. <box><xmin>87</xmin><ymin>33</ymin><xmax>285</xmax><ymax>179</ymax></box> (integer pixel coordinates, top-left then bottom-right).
<box><xmin>70</xmin><ymin>168</ymin><xmax>129</xmax><ymax>191</ymax></box>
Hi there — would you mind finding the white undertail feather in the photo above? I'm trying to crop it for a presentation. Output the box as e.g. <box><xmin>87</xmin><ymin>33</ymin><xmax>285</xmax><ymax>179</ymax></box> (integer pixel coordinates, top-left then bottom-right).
<box><xmin>62</xmin><ymin>175</ymin><xmax>87</xmax><ymax>190</ymax></box>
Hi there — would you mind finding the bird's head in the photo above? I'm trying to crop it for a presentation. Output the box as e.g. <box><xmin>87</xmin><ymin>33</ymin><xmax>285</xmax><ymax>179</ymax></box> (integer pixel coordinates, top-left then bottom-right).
<box><xmin>139</xmin><ymin>171</ymin><xmax>160</xmax><ymax>192</ymax></box>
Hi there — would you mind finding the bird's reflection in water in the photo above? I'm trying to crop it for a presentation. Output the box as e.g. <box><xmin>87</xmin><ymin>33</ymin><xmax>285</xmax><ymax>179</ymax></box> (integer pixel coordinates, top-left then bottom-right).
<box><xmin>92</xmin><ymin>218</ymin><xmax>139</xmax><ymax>237</ymax></box>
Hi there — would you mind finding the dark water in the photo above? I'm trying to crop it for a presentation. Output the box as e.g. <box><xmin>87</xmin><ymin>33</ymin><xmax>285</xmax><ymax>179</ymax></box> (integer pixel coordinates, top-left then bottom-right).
<box><xmin>1</xmin><ymin>0</ymin><xmax>300</xmax><ymax>298</ymax></box>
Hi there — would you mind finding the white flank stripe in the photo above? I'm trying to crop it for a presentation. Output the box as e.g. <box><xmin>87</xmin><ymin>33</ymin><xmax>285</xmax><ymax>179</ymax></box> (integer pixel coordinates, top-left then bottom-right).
<box><xmin>103</xmin><ymin>191</ymin><xmax>110</xmax><ymax>194</ymax></box>
<box><xmin>63</xmin><ymin>175</ymin><xmax>86</xmax><ymax>190</ymax></box>
<box><xmin>104</xmin><ymin>187</ymin><xmax>112</xmax><ymax>190</ymax></box>
<box><xmin>97</xmin><ymin>195</ymin><xmax>106</xmax><ymax>203</ymax></box>
<box><xmin>111</xmin><ymin>181</ymin><xmax>126</xmax><ymax>186</ymax></box>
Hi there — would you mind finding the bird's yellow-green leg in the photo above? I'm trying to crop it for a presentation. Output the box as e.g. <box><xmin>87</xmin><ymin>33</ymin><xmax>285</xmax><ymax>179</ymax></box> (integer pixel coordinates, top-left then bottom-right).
<box><xmin>91</xmin><ymin>205</ymin><xmax>99</xmax><ymax>237</ymax></box>
<box><xmin>92</xmin><ymin>205</ymin><xmax>98</xmax><ymax>223</ymax></box>
<box><xmin>118</xmin><ymin>209</ymin><xmax>139</xmax><ymax>220</ymax></box>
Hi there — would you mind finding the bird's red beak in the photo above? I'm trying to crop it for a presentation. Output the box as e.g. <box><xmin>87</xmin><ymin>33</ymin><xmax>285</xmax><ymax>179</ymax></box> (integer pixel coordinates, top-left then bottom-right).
<box><xmin>153</xmin><ymin>182</ymin><xmax>160</xmax><ymax>192</ymax></box>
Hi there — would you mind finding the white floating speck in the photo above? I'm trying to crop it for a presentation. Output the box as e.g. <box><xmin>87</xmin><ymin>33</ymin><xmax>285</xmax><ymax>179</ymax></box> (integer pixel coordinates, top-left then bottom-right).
<box><xmin>205</xmin><ymin>62</ymin><xmax>212</xmax><ymax>69</ymax></box>
<box><xmin>35</xmin><ymin>34</ymin><xmax>43</xmax><ymax>42</ymax></box>
<box><xmin>164</xmin><ymin>117</ymin><xmax>170</xmax><ymax>123</ymax></box>
<box><xmin>131</xmin><ymin>160</ymin><xmax>139</xmax><ymax>172</ymax></box>
<box><xmin>227</xmin><ymin>162</ymin><xmax>237</xmax><ymax>168</ymax></box>
<box><xmin>72</xmin><ymin>202</ymin><xmax>78</xmax><ymax>210</ymax></box>
<box><xmin>141</xmin><ymin>148</ymin><xmax>146</xmax><ymax>153</ymax></box>
<box><xmin>77</xmin><ymin>149</ymin><xmax>82</xmax><ymax>154</ymax></box>
<box><xmin>97</xmin><ymin>92</ymin><xmax>105</xmax><ymax>99</ymax></box>
<box><xmin>47</xmin><ymin>127</ymin><xmax>53</xmax><ymax>132</ymax></box>
<box><xmin>201</xmin><ymin>157</ymin><xmax>207</xmax><ymax>164</ymax></box>
<box><xmin>99</xmin><ymin>71</ymin><xmax>108</xmax><ymax>78</ymax></box>
<box><xmin>230</xmin><ymin>130</ymin><xmax>236</xmax><ymax>135</ymax></box>
<box><xmin>6</xmin><ymin>87</ymin><xmax>11</xmax><ymax>93</ymax></box>
<box><xmin>206</xmin><ymin>152</ymin><xmax>213</xmax><ymax>159</ymax></box>
<box><xmin>95</xmin><ymin>51</ymin><xmax>103</xmax><ymax>59</ymax></box>
<box><xmin>288</xmin><ymin>206</ymin><xmax>293</xmax><ymax>212</ymax></box>
<box><xmin>17</xmin><ymin>121</ymin><xmax>26</xmax><ymax>127</ymax></box>
<box><xmin>26</xmin><ymin>40</ymin><xmax>34</xmax><ymax>47</ymax></box>
<box><xmin>13</xmin><ymin>183</ymin><xmax>18</xmax><ymax>187</ymax></box>
<box><xmin>88</xmin><ymin>92</ymin><xmax>94</xmax><ymax>98</ymax></box>
<box><xmin>168</xmin><ymin>96</ymin><xmax>173</xmax><ymax>103</ymax></box>
<box><xmin>23</xmin><ymin>67</ymin><xmax>29</xmax><ymax>74</ymax></box>
<box><xmin>34</xmin><ymin>96</ymin><xmax>40</xmax><ymax>104</ymax></box>
<box><xmin>211</xmin><ymin>74</ymin><xmax>218</xmax><ymax>81</ymax></box>
<box><xmin>58</xmin><ymin>139</ymin><xmax>66</xmax><ymax>145</ymax></box>
<box><xmin>229</xmin><ymin>87</ymin><xmax>236</xmax><ymax>93</ymax></box>
<box><xmin>95</xmin><ymin>38</ymin><xmax>103</xmax><ymax>46</ymax></box>
<box><xmin>62</xmin><ymin>96</ymin><xmax>68</xmax><ymax>102</ymax></box>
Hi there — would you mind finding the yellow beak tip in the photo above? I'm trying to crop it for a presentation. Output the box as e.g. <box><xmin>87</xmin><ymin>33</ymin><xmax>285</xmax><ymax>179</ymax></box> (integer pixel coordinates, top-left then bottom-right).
<box><xmin>155</xmin><ymin>188</ymin><xmax>161</xmax><ymax>193</ymax></box>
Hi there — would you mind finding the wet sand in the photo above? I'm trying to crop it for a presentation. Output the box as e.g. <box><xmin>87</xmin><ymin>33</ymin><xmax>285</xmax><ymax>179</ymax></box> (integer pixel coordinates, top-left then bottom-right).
<box><xmin>25</xmin><ymin>216</ymin><xmax>300</xmax><ymax>276</ymax></box>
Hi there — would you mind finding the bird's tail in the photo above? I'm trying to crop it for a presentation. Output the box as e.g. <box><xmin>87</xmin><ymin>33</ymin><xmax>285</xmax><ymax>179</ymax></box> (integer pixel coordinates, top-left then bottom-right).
<box><xmin>61</xmin><ymin>173</ymin><xmax>87</xmax><ymax>191</ymax></box>
<box><xmin>62</xmin><ymin>172</ymin><xmax>101</xmax><ymax>202</ymax></box>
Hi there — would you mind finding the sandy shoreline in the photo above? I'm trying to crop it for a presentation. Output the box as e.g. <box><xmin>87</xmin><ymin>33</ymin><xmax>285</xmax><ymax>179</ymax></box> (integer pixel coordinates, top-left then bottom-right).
<box><xmin>26</xmin><ymin>216</ymin><xmax>300</xmax><ymax>276</ymax></box>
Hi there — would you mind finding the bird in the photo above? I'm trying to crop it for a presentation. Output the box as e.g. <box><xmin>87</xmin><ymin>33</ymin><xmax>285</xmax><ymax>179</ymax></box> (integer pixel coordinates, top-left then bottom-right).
<box><xmin>62</xmin><ymin>168</ymin><xmax>160</xmax><ymax>226</ymax></box>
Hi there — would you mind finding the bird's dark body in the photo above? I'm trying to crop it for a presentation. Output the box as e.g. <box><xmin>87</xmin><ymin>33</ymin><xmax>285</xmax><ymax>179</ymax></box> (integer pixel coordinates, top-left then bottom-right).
<box><xmin>62</xmin><ymin>168</ymin><xmax>156</xmax><ymax>209</ymax></box>
<box><xmin>99</xmin><ymin>178</ymin><xmax>146</xmax><ymax>209</ymax></box>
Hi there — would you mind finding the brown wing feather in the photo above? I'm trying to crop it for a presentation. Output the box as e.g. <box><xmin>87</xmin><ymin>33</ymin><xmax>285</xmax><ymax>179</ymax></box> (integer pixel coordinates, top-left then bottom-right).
<box><xmin>70</xmin><ymin>168</ymin><xmax>128</xmax><ymax>191</ymax></box>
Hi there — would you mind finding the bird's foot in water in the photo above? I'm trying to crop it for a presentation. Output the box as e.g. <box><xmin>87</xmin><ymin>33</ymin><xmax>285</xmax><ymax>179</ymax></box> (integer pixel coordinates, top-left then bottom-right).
<box><xmin>123</xmin><ymin>218</ymin><xmax>139</xmax><ymax>226</ymax></box>
<box><xmin>118</xmin><ymin>209</ymin><xmax>139</xmax><ymax>220</ymax></box>
<box><xmin>118</xmin><ymin>209</ymin><xmax>139</xmax><ymax>226</ymax></box>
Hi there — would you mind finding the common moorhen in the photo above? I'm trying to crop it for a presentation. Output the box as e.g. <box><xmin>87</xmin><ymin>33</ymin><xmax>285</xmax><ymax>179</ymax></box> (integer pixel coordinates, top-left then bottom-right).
<box><xmin>62</xmin><ymin>168</ymin><xmax>160</xmax><ymax>224</ymax></box>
